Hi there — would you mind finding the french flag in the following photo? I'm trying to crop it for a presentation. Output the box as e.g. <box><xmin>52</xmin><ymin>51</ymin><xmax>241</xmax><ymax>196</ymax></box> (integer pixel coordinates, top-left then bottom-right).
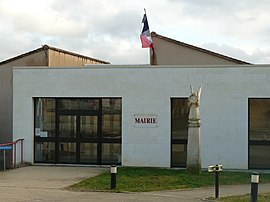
<box><xmin>140</xmin><ymin>13</ymin><xmax>153</xmax><ymax>49</ymax></box>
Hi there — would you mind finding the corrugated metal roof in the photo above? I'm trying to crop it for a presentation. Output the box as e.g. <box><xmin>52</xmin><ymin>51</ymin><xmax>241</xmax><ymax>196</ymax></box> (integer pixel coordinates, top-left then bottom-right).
<box><xmin>0</xmin><ymin>44</ymin><xmax>110</xmax><ymax>65</ymax></box>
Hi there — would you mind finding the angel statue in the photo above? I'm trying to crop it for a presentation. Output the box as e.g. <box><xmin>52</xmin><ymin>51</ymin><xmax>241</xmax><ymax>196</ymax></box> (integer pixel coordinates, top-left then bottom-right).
<box><xmin>187</xmin><ymin>85</ymin><xmax>202</xmax><ymax>174</ymax></box>
<box><xmin>188</xmin><ymin>85</ymin><xmax>202</xmax><ymax>127</ymax></box>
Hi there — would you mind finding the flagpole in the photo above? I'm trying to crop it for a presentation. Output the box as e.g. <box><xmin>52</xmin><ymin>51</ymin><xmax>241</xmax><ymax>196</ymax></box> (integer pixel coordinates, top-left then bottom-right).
<box><xmin>140</xmin><ymin>9</ymin><xmax>155</xmax><ymax>65</ymax></box>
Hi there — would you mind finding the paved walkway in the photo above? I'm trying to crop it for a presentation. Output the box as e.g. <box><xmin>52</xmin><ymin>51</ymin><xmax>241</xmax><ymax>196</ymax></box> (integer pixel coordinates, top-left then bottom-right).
<box><xmin>0</xmin><ymin>166</ymin><xmax>269</xmax><ymax>201</ymax></box>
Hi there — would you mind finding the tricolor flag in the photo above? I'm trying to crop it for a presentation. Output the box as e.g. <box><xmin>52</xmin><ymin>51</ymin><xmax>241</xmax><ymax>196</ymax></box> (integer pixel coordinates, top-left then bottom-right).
<box><xmin>140</xmin><ymin>13</ymin><xmax>153</xmax><ymax>49</ymax></box>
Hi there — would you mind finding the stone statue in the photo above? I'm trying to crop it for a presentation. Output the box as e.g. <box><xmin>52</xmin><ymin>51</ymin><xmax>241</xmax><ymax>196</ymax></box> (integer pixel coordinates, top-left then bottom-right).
<box><xmin>188</xmin><ymin>85</ymin><xmax>201</xmax><ymax>127</ymax></box>
<box><xmin>187</xmin><ymin>85</ymin><xmax>202</xmax><ymax>174</ymax></box>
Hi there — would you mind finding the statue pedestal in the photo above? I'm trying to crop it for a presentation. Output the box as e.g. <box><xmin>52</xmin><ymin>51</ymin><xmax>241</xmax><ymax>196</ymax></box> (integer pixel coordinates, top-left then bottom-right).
<box><xmin>187</xmin><ymin>122</ymin><xmax>201</xmax><ymax>174</ymax></box>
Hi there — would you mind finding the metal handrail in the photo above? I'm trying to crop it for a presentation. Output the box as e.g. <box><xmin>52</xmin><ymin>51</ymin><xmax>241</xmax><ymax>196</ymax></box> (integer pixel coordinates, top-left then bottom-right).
<box><xmin>0</xmin><ymin>139</ymin><xmax>24</xmax><ymax>170</ymax></box>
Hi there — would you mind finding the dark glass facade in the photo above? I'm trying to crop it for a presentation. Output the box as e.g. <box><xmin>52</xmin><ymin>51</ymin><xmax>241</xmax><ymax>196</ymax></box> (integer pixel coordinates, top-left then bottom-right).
<box><xmin>34</xmin><ymin>98</ymin><xmax>121</xmax><ymax>165</ymax></box>
<box><xmin>249</xmin><ymin>99</ymin><xmax>270</xmax><ymax>169</ymax></box>
<box><xmin>171</xmin><ymin>98</ymin><xmax>189</xmax><ymax>167</ymax></box>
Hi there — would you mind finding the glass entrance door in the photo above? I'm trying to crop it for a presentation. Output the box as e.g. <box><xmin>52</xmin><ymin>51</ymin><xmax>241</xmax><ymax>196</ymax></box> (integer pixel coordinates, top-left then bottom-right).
<box><xmin>58</xmin><ymin>115</ymin><xmax>99</xmax><ymax>163</ymax></box>
<box><xmin>34</xmin><ymin>98</ymin><xmax>122</xmax><ymax>165</ymax></box>
<box><xmin>79</xmin><ymin>116</ymin><xmax>98</xmax><ymax>163</ymax></box>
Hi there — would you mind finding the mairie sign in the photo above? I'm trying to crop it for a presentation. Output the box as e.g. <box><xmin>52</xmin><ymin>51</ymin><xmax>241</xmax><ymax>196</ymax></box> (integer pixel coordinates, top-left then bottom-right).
<box><xmin>134</xmin><ymin>114</ymin><xmax>158</xmax><ymax>128</ymax></box>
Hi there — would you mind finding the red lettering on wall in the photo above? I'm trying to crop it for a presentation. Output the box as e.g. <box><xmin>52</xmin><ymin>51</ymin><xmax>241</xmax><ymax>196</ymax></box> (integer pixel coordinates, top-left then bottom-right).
<box><xmin>135</xmin><ymin>118</ymin><xmax>141</xmax><ymax>123</ymax></box>
<box><xmin>135</xmin><ymin>117</ymin><xmax>157</xmax><ymax>125</ymax></box>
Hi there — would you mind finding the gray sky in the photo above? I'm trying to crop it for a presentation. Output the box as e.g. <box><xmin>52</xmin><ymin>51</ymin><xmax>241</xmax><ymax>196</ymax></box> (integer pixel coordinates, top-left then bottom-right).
<box><xmin>1</xmin><ymin>0</ymin><xmax>270</xmax><ymax>64</ymax></box>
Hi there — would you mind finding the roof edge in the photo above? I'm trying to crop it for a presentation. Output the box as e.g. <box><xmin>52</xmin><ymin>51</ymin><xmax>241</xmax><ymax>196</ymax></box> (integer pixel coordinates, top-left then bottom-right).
<box><xmin>151</xmin><ymin>32</ymin><xmax>251</xmax><ymax>65</ymax></box>
<box><xmin>0</xmin><ymin>46</ymin><xmax>44</xmax><ymax>66</ymax></box>
<box><xmin>43</xmin><ymin>45</ymin><xmax>110</xmax><ymax>64</ymax></box>
<box><xmin>0</xmin><ymin>45</ymin><xmax>110</xmax><ymax>66</ymax></box>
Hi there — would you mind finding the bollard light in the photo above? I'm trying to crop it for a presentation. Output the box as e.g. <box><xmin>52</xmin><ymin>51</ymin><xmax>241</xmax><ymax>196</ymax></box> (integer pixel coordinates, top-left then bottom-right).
<box><xmin>251</xmin><ymin>172</ymin><xmax>259</xmax><ymax>202</ymax></box>
<box><xmin>208</xmin><ymin>164</ymin><xmax>223</xmax><ymax>198</ymax></box>
<box><xmin>111</xmin><ymin>165</ymin><xmax>117</xmax><ymax>189</ymax></box>
<box><xmin>111</xmin><ymin>165</ymin><xmax>117</xmax><ymax>174</ymax></box>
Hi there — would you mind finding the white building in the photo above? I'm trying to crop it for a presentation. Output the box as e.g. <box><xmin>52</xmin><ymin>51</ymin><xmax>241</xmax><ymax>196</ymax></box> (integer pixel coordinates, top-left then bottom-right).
<box><xmin>13</xmin><ymin>64</ymin><xmax>270</xmax><ymax>169</ymax></box>
<box><xmin>0</xmin><ymin>45</ymin><xmax>108</xmax><ymax>144</ymax></box>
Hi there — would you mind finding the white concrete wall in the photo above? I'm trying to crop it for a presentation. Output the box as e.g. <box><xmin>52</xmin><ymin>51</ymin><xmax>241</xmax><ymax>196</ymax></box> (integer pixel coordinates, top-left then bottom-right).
<box><xmin>0</xmin><ymin>51</ymin><xmax>47</xmax><ymax>144</ymax></box>
<box><xmin>13</xmin><ymin>65</ymin><xmax>270</xmax><ymax>169</ymax></box>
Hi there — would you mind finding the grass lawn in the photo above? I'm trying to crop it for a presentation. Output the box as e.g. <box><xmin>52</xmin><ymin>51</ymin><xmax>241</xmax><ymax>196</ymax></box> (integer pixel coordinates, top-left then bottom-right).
<box><xmin>69</xmin><ymin>167</ymin><xmax>270</xmax><ymax>192</ymax></box>
<box><xmin>218</xmin><ymin>193</ymin><xmax>270</xmax><ymax>202</ymax></box>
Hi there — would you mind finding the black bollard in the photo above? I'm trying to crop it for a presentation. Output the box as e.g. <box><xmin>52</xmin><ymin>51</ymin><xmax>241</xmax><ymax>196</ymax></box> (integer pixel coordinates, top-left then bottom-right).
<box><xmin>251</xmin><ymin>172</ymin><xmax>259</xmax><ymax>202</ymax></box>
<box><xmin>111</xmin><ymin>165</ymin><xmax>117</xmax><ymax>189</ymax></box>
<box><xmin>208</xmin><ymin>164</ymin><xmax>222</xmax><ymax>199</ymax></box>
<box><xmin>215</xmin><ymin>169</ymin><xmax>219</xmax><ymax>198</ymax></box>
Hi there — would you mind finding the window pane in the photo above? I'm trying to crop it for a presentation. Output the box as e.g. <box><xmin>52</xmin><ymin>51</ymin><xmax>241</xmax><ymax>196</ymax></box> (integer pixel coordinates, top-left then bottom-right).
<box><xmin>35</xmin><ymin>142</ymin><xmax>55</xmax><ymax>162</ymax></box>
<box><xmin>80</xmin><ymin>143</ymin><xmax>97</xmax><ymax>163</ymax></box>
<box><xmin>58</xmin><ymin>99</ymin><xmax>99</xmax><ymax>110</ymax></box>
<box><xmin>250</xmin><ymin>99</ymin><xmax>270</xmax><ymax>141</ymax></box>
<box><xmin>101</xmin><ymin>143</ymin><xmax>121</xmax><ymax>164</ymax></box>
<box><xmin>59</xmin><ymin>116</ymin><xmax>76</xmax><ymax>138</ymax></box>
<box><xmin>34</xmin><ymin>98</ymin><xmax>55</xmax><ymax>138</ymax></box>
<box><xmin>102</xmin><ymin>114</ymin><xmax>121</xmax><ymax>139</ymax></box>
<box><xmin>249</xmin><ymin>99</ymin><xmax>270</xmax><ymax>169</ymax></box>
<box><xmin>171</xmin><ymin>99</ymin><xmax>189</xmax><ymax>140</ymax></box>
<box><xmin>249</xmin><ymin>145</ymin><xmax>270</xmax><ymax>168</ymax></box>
<box><xmin>59</xmin><ymin>142</ymin><xmax>76</xmax><ymax>163</ymax></box>
<box><xmin>102</xmin><ymin>98</ymin><xmax>122</xmax><ymax>139</ymax></box>
<box><xmin>171</xmin><ymin>144</ymin><xmax>187</xmax><ymax>167</ymax></box>
<box><xmin>80</xmin><ymin>116</ymin><xmax>98</xmax><ymax>138</ymax></box>
<box><xmin>102</xmin><ymin>99</ymin><xmax>121</xmax><ymax>113</ymax></box>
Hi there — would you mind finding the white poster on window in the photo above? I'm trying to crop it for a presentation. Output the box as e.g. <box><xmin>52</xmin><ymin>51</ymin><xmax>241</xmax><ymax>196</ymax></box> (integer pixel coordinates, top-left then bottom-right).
<box><xmin>40</xmin><ymin>131</ymin><xmax>48</xmax><ymax>138</ymax></box>
<box><xmin>134</xmin><ymin>114</ymin><xmax>158</xmax><ymax>128</ymax></box>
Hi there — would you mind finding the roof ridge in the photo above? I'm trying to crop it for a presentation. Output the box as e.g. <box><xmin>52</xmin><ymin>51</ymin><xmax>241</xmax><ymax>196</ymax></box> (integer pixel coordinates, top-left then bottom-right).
<box><xmin>151</xmin><ymin>32</ymin><xmax>251</xmax><ymax>65</ymax></box>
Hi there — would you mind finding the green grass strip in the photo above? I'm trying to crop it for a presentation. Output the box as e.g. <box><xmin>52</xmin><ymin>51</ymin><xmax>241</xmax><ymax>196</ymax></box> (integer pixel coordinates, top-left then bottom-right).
<box><xmin>69</xmin><ymin>167</ymin><xmax>270</xmax><ymax>192</ymax></box>
<box><xmin>217</xmin><ymin>192</ymin><xmax>270</xmax><ymax>202</ymax></box>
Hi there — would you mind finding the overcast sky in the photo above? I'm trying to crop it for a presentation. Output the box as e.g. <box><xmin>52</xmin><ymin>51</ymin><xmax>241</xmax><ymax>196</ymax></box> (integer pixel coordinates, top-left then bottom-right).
<box><xmin>1</xmin><ymin>0</ymin><xmax>270</xmax><ymax>64</ymax></box>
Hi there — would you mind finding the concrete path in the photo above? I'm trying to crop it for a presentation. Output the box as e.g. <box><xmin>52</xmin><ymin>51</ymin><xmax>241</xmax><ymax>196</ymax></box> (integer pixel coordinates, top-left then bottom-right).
<box><xmin>0</xmin><ymin>166</ymin><xmax>269</xmax><ymax>202</ymax></box>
